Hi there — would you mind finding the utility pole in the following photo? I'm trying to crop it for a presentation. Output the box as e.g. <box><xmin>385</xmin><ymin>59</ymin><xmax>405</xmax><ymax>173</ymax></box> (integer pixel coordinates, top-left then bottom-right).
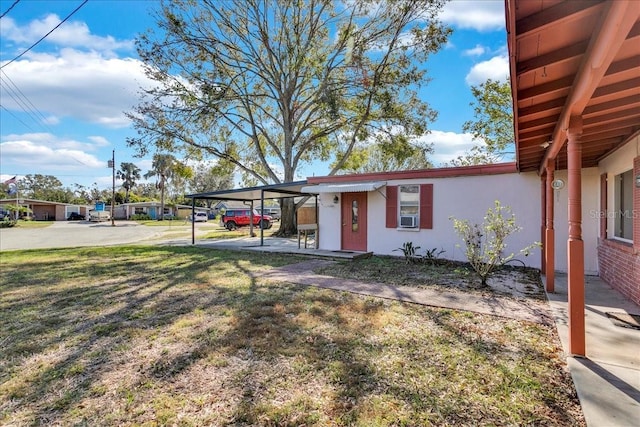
<box><xmin>108</xmin><ymin>150</ymin><xmax>115</xmax><ymax>226</ymax></box>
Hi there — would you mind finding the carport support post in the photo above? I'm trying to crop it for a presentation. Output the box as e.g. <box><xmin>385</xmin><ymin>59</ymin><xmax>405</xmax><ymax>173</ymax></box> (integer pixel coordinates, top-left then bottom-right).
<box><xmin>567</xmin><ymin>116</ymin><xmax>585</xmax><ymax>357</ymax></box>
<box><xmin>111</xmin><ymin>149</ymin><xmax>115</xmax><ymax>227</ymax></box>
<box><xmin>260</xmin><ymin>190</ymin><xmax>265</xmax><ymax>246</ymax></box>
<box><xmin>191</xmin><ymin>198</ymin><xmax>195</xmax><ymax>245</ymax></box>
<box><xmin>249</xmin><ymin>201</ymin><xmax>255</xmax><ymax>238</ymax></box>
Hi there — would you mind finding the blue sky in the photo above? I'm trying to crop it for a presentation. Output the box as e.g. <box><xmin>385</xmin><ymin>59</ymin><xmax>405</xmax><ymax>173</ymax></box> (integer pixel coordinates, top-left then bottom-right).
<box><xmin>0</xmin><ymin>0</ymin><xmax>509</xmax><ymax>190</ymax></box>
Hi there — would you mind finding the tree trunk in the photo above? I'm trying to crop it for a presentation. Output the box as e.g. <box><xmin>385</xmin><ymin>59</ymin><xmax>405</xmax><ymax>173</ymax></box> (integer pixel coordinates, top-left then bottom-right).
<box><xmin>275</xmin><ymin>198</ymin><xmax>297</xmax><ymax>236</ymax></box>
<box><xmin>159</xmin><ymin>179</ymin><xmax>165</xmax><ymax>221</ymax></box>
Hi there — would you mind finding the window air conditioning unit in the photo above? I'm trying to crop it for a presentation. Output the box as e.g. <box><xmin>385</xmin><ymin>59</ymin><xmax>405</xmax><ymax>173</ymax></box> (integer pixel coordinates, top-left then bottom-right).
<box><xmin>399</xmin><ymin>215</ymin><xmax>417</xmax><ymax>228</ymax></box>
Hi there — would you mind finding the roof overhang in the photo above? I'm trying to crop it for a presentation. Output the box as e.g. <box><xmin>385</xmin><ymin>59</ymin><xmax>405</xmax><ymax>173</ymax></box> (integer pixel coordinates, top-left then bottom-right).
<box><xmin>507</xmin><ymin>0</ymin><xmax>640</xmax><ymax>173</ymax></box>
<box><xmin>301</xmin><ymin>181</ymin><xmax>386</xmax><ymax>194</ymax></box>
<box><xmin>186</xmin><ymin>180</ymin><xmax>312</xmax><ymax>201</ymax></box>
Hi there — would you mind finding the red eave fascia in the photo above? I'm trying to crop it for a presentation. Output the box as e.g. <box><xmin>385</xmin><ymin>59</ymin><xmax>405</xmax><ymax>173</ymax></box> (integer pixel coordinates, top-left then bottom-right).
<box><xmin>307</xmin><ymin>163</ymin><xmax>519</xmax><ymax>184</ymax></box>
<box><xmin>505</xmin><ymin>0</ymin><xmax>521</xmax><ymax>171</ymax></box>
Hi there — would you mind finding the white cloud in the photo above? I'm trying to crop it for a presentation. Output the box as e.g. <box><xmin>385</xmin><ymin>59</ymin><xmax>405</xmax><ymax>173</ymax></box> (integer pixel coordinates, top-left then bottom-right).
<box><xmin>463</xmin><ymin>44</ymin><xmax>486</xmax><ymax>57</ymax></box>
<box><xmin>416</xmin><ymin>130</ymin><xmax>479</xmax><ymax>166</ymax></box>
<box><xmin>440</xmin><ymin>1</ymin><xmax>505</xmax><ymax>32</ymax></box>
<box><xmin>0</xmin><ymin>134</ymin><xmax>108</xmax><ymax>172</ymax></box>
<box><xmin>88</xmin><ymin>136</ymin><xmax>111</xmax><ymax>147</ymax></box>
<box><xmin>1</xmin><ymin>50</ymin><xmax>151</xmax><ymax>128</ymax></box>
<box><xmin>465</xmin><ymin>55</ymin><xmax>509</xmax><ymax>85</ymax></box>
<box><xmin>0</xmin><ymin>15</ymin><xmax>134</xmax><ymax>56</ymax></box>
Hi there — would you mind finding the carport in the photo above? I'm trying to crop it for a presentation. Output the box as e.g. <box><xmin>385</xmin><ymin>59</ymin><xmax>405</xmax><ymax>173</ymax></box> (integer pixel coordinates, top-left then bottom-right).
<box><xmin>186</xmin><ymin>180</ymin><xmax>316</xmax><ymax>246</ymax></box>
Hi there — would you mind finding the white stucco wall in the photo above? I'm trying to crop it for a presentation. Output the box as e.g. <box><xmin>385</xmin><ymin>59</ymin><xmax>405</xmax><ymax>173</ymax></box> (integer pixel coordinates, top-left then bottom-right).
<box><xmin>549</xmin><ymin>167</ymin><xmax>600</xmax><ymax>275</ymax></box>
<box><xmin>316</xmin><ymin>172</ymin><xmax>543</xmax><ymax>269</ymax></box>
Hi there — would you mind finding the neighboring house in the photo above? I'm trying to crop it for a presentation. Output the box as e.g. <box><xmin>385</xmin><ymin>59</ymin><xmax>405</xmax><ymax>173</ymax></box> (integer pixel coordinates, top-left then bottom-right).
<box><xmin>0</xmin><ymin>198</ymin><xmax>90</xmax><ymax>221</ymax></box>
<box><xmin>116</xmin><ymin>202</ymin><xmax>209</xmax><ymax>220</ymax></box>
<box><xmin>212</xmin><ymin>201</ymin><xmax>250</xmax><ymax>216</ymax></box>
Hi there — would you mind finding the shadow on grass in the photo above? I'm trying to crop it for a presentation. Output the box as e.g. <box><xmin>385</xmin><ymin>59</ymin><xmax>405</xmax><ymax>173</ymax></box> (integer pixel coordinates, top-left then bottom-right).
<box><xmin>0</xmin><ymin>246</ymin><xmax>582</xmax><ymax>426</ymax></box>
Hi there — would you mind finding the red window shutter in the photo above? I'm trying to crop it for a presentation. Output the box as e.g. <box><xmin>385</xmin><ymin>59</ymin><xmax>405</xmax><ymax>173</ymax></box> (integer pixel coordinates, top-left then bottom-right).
<box><xmin>419</xmin><ymin>184</ymin><xmax>433</xmax><ymax>229</ymax></box>
<box><xmin>386</xmin><ymin>186</ymin><xmax>398</xmax><ymax>228</ymax></box>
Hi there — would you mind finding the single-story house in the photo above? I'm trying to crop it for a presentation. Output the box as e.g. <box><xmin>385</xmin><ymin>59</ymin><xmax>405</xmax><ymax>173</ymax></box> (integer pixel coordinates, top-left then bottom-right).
<box><xmin>0</xmin><ymin>198</ymin><xmax>90</xmax><ymax>221</ymax></box>
<box><xmin>188</xmin><ymin>0</ymin><xmax>638</xmax><ymax>358</ymax></box>
<box><xmin>301</xmin><ymin>164</ymin><xmax>543</xmax><ymax>266</ymax></box>
<box><xmin>114</xmin><ymin>202</ymin><xmax>208</xmax><ymax>220</ymax></box>
<box><xmin>211</xmin><ymin>200</ymin><xmax>252</xmax><ymax>216</ymax></box>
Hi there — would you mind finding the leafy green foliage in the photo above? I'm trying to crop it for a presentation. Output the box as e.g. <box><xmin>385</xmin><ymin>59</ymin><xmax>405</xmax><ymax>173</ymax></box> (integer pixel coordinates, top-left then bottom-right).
<box><xmin>144</xmin><ymin>153</ymin><xmax>193</xmax><ymax>221</ymax></box>
<box><xmin>450</xmin><ymin>201</ymin><xmax>540</xmax><ymax>287</ymax></box>
<box><xmin>394</xmin><ymin>241</ymin><xmax>445</xmax><ymax>265</ymax></box>
<box><xmin>116</xmin><ymin>163</ymin><xmax>142</xmax><ymax>203</ymax></box>
<box><xmin>127</xmin><ymin>0</ymin><xmax>451</xmax><ymax>235</ymax></box>
<box><xmin>394</xmin><ymin>241</ymin><xmax>421</xmax><ymax>264</ymax></box>
<box><xmin>450</xmin><ymin>78</ymin><xmax>514</xmax><ymax>166</ymax></box>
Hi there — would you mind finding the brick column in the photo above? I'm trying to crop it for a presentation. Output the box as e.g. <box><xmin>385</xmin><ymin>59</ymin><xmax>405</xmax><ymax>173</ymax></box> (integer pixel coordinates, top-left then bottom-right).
<box><xmin>545</xmin><ymin>160</ymin><xmax>555</xmax><ymax>292</ymax></box>
<box><xmin>567</xmin><ymin>116</ymin><xmax>585</xmax><ymax>357</ymax></box>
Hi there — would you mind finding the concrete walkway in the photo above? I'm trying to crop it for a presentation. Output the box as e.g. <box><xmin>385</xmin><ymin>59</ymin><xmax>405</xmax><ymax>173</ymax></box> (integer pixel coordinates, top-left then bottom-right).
<box><xmin>545</xmin><ymin>274</ymin><xmax>640</xmax><ymax>427</ymax></box>
<box><xmin>263</xmin><ymin>259</ymin><xmax>553</xmax><ymax>323</ymax></box>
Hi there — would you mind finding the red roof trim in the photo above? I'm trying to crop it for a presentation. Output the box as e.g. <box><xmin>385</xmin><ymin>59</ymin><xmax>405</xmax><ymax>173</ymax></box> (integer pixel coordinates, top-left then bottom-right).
<box><xmin>307</xmin><ymin>163</ymin><xmax>518</xmax><ymax>184</ymax></box>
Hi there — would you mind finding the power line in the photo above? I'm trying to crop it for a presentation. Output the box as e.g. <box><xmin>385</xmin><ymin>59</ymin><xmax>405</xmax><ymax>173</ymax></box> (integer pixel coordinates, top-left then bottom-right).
<box><xmin>0</xmin><ymin>0</ymin><xmax>20</xmax><ymax>19</ymax></box>
<box><xmin>0</xmin><ymin>104</ymin><xmax>35</xmax><ymax>131</ymax></box>
<box><xmin>1</xmin><ymin>0</ymin><xmax>89</xmax><ymax>70</ymax></box>
<box><xmin>0</xmin><ymin>69</ymin><xmax>56</xmax><ymax>133</ymax></box>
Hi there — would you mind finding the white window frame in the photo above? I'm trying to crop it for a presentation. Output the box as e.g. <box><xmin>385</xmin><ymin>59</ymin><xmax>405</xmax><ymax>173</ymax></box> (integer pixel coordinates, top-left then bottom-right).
<box><xmin>613</xmin><ymin>169</ymin><xmax>633</xmax><ymax>242</ymax></box>
<box><xmin>399</xmin><ymin>185</ymin><xmax>419</xmax><ymax>229</ymax></box>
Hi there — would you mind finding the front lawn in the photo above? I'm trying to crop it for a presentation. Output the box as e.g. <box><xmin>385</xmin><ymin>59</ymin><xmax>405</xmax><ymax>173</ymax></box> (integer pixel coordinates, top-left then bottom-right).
<box><xmin>0</xmin><ymin>246</ymin><xmax>583</xmax><ymax>426</ymax></box>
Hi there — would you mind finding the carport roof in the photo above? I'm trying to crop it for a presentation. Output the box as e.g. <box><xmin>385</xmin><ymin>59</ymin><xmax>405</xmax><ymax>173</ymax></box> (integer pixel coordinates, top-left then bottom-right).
<box><xmin>186</xmin><ymin>180</ymin><xmax>312</xmax><ymax>201</ymax></box>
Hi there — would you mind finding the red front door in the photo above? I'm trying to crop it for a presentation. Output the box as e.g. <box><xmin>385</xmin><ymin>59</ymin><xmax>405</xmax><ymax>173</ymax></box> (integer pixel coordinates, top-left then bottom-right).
<box><xmin>341</xmin><ymin>192</ymin><xmax>367</xmax><ymax>251</ymax></box>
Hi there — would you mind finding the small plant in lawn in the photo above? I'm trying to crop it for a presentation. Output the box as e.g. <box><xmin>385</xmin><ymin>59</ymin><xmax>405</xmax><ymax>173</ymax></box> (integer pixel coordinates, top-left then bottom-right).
<box><xmin>450</xmin><ymin>200</ymin><xmax>540</xmax><ymax>287</ymax></box>
<box><xmin>394</xmin><ymin>241</ymin><xmax>421</xmax><ymax>264</ymax></box>
<box><xmin>423</xmin><ymin>247</ymin><xmax>445</xmax><ymax>265</ymax></box>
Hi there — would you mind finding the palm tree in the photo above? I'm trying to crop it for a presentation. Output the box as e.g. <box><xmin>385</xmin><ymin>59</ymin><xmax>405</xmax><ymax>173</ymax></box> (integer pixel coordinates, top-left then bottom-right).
<box><xmin>116</xmin><ymin>162</ymin><xmax>141</xmax><ymax>203</ymax></box>
<box><xmin>144</xmin><ymin>154</ymin><xmax>176</xmax><ymax>220</ymax></box>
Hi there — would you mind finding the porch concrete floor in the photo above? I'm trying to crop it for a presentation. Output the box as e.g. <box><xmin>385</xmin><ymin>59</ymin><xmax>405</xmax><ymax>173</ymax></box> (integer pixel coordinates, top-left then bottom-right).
<box><xmin>544</xmin><ymin>273</ymin><xmax>640</xmax><ymax>427</ymax></box>
<box><xmin>195</xmin><ymin>235</ymin><xmax>372</xmax><ymax>260</ymax></box>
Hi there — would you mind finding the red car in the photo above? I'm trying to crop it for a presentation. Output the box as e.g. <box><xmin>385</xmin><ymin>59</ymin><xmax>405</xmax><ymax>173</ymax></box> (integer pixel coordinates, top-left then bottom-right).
<box><xmin>222</xmin><ymin>209</ymin><xmax>272</xmax><ymax>230</ymax></box>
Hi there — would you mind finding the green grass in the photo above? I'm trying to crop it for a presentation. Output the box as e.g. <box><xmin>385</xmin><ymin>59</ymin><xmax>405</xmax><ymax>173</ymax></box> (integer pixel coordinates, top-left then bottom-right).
<box><xmin>135</xmin><ymin>219</ymin><xmax>261</xmax><ymax>240</ymax></box>
<box><xmin>0</xmin><ymin>246</ymin><xmax>583</xmax><ymax>426</ymax></box>
<box><xmin>134</xmin><ymin>219</ymin><xmax>192</xmax><ymax>226</ymax></box>
<box><xmin>12</xmin><ymin>220</ymin><xmax>54</xmax><ymax>228</ymax></box>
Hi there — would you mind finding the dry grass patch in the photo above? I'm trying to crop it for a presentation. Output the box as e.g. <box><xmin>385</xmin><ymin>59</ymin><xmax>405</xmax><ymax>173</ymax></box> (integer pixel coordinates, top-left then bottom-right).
<box><xmin>315</xmin><ymin>255</ymin><xmax>545</xmax><ymax>300</ymax></box>
<box><xmin>0</xmin><ymin>246</ymin><xmax>583</xmax><ymax>426</ymax></box>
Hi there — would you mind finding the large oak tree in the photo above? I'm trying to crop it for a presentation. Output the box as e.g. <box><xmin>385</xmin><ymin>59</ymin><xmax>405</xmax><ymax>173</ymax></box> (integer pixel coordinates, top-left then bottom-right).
<box><xmin>127</xmin><ymin>0</ymin><xmax>450</xmax><ymax>234</ymax></box>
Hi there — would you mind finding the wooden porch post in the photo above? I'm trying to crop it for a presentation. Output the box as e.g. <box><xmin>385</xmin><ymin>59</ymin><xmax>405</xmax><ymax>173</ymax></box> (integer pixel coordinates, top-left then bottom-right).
<box><xmin>545</xmin><ymin>159</ymin><xmax>555</xmax><ymax>292</ymax></box>
<box><xmin>541</xmin><ymin>177</ymin><xmax>546</xmax><ymax>275</ymax></box>
<box><xmin>567</xmin><ymin>116</ymin><xmax>585</xmax><ymax>357</ymax></box>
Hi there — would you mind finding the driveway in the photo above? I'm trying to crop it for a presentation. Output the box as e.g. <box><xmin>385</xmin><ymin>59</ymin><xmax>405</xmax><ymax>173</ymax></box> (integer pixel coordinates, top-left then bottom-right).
<box><xmin>0</xmin><ymin>220</ymin><xmax>191</xmax><ymax>251</ymax></box>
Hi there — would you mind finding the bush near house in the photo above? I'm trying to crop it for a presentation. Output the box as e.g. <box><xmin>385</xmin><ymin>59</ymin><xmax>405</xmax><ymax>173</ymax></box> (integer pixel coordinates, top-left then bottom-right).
<box><xmin>450</xmin><ymin>200</ymin><xmax>540</xmax><ymax>287</ymax></box>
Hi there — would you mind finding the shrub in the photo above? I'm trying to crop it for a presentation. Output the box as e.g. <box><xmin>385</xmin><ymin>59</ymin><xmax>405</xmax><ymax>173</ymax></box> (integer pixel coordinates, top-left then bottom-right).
<box><xmin>394</xmin><ymin>242</ymin><xmax>446</xmax><ymax>265</ymax></box>
<box><xmin>450</xmin><ymin>200</ymin><xmax>540</xmax><ymax>287</ymax></box>
<box><xmin>0</xmin><ymin>218</ymin><xmax>17</xmax><ymax>228</ymax></box>
<box><xmin>131</xmin><ymin>214</ymin><xmax>152</xmax><ymax>220</ymax></box>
